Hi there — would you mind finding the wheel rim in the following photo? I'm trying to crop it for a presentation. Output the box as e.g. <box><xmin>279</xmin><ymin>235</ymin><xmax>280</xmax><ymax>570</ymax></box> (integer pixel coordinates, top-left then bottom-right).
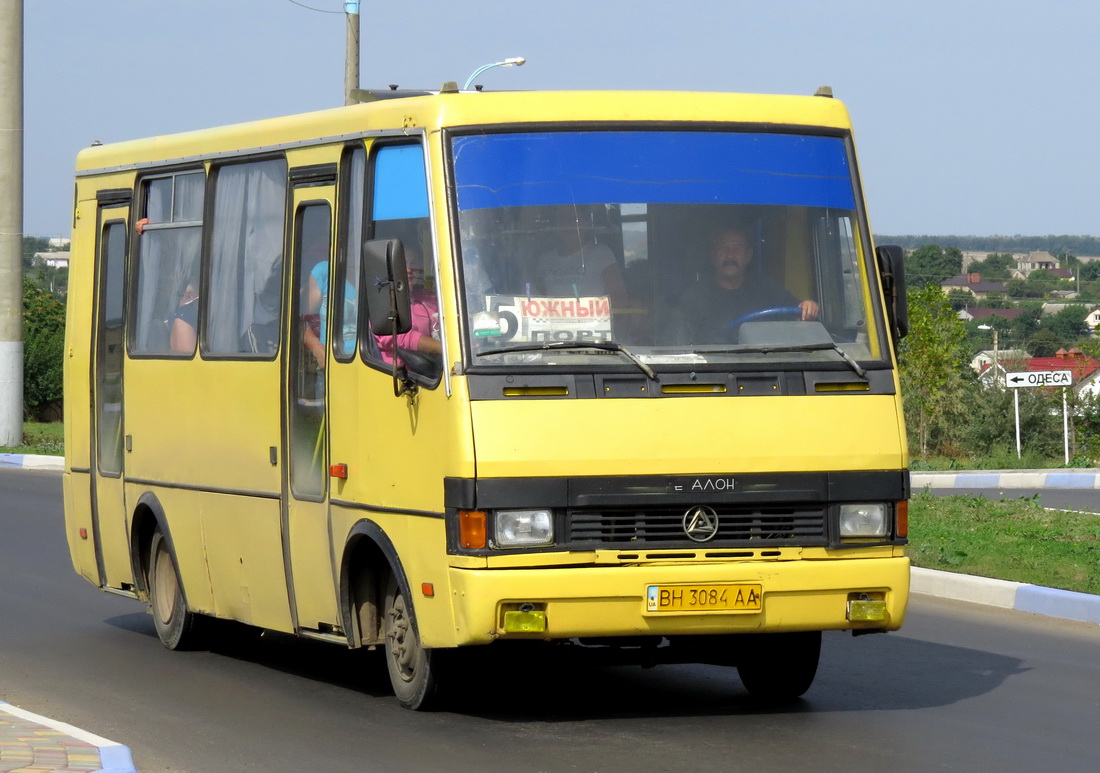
<box><xmin>152</xmin><ymin>543</ymin><xmax>178</xmax><ymax>625</ymax></box>
<box><xmin>386</xmin><ymin>591</ymin><xmax>417</xmax><ymax>683</ymax></box>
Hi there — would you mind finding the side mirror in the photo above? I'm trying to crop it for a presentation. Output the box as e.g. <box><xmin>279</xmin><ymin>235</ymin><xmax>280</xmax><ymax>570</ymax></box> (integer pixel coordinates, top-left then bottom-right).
<box><xmin>875</xmin><ymin>244</ymin><xmax>908</xmax><ymax>342</ymax></box>
<box><xmin>363</xmin><ymin>238</ymin><xmax>412</xmax><ymax>336</ymax></box>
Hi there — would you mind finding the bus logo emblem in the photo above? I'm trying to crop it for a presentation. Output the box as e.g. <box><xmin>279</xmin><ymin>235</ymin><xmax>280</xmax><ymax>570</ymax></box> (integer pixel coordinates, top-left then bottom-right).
<box><xmin>683</xmin><ymin>506</ymin><xmax>720</xmax><ymax>542</ymax></box>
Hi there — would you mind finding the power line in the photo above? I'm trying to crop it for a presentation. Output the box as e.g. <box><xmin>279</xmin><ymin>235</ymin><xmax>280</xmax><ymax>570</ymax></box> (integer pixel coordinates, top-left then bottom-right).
<box><xmin>286</xmin><ymin>0</ymin><xmax>343</xmax><ymax>13</ymax></box>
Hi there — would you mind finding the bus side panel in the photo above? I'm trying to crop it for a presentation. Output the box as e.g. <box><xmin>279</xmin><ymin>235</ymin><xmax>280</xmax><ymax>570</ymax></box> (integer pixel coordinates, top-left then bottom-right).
<box><xmin>63</xmin><ymin>194</ymin><xmax>98</xmax><ymax>582</ymax></box>
<box><xmin>124</xmin><ymin>358</ymin><xmax>288</xmax><ymax>629</ymax></box>
<box><xmin>329</xmin><ymin>369</ymin><xmax>473</xmax><ymax>647</ymax></box>
<box><xmin>123</xmin><ymin>361</ymin><xmax>282</xmax><ymax>490</ymax></box>
<box><xmin>124</xmin><ymin>483</ymin><xmax>213</xmax><ymax>613</ymax></box>
<box><xmin>196</xmin><ymin>491</ymin><xmax>292</xmax><ymax>629</ymax></box>
<box><xmin>62</xmin><ymin>473</ymin><xmax>98</xmax><ymax>584</ymax></box>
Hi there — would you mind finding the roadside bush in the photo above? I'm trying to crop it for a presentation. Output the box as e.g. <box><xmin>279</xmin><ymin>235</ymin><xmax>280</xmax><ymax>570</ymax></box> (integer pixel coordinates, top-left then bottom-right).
<box><xmin>23</xmin><ymin>278</ymin><xmax>65</xmax><ymax>419</ymax></box>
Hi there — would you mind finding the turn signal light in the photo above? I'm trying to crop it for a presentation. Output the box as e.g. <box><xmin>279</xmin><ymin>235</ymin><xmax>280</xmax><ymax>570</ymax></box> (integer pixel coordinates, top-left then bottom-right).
<box><xmin>896</xmin><ymin>501</ymin><xmax>908</xmax><ymax>538</ymax></box>
<box><xmin>459</xmin><ymin>510</ymin><xmax>487</xmax><ymax>549</ymax></box>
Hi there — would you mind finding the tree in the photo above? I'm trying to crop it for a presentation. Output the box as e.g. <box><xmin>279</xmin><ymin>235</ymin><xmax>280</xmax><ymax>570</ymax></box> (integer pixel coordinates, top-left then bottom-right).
<box><xmin>1042</xmin><ymin>305</ymin><xmax>1090</xmax><ymax>348</ymax></box>
<box><xmin>1026</xmin><ymin>329</ymin><xmax>1059</xmax><ymax>358</ymax></box>
<box><xmin>21</xmin><ymin>235</ymin><xmax>51</xmax><ymax>267</ymax></box>
<box><xmin>966</xmin><ymin>252</ymin><xmax>1015</xmax><ymax>281</ymax></box>
<box><xmin>899</xmin><ymin>283</ymin><xmax>971</xmax><ymax>460</ymax></box>
<box><xmin>1080</xmin><ymin>261</ymin><xmax>1100</xmax><ymax>283</ymax></box>
<box><xmin>1026</xmin><ymin>268</ymin><xmax>1063</xmax><ymax>297</ymax></box>
<box><xmin>1004</xmin><ymin>307</ymin><xmax>1040</xmax><ymax>352</ymax></box>
<box><xmin>906</xmin><ymin>244</ymin><xmax>963</xmax><ymax>287</ymax></box>
<box><xmin>946</xmin><ymin>288</ymin><xmax>973</xmax><ymax>311</ymax></box>
<box><xmin>23</xmin><ymin>278</ymin><xmax>66</xmax><ymax>419</ymax></box>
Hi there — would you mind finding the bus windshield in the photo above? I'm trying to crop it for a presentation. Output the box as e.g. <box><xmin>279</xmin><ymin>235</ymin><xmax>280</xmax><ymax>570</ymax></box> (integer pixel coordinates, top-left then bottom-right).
<box><xmin>452</xmin><ymin>130</ymin><xmax>882</xmax><ymax>371</ymax></box>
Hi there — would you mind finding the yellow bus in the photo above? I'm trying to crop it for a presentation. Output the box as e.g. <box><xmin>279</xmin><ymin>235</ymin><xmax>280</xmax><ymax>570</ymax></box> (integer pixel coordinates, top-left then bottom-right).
<box><xmin>64</xmin><ymin>85</ymin><xmax>910</xmax><ymax>710</ymax></box>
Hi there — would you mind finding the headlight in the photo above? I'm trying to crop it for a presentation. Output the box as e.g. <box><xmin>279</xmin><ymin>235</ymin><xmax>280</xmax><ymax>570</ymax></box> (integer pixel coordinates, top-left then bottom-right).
<box><xmin>494</xmin><ymin>509</ymin><xmax>554</xmax><ymax>547</ymax></box>
<box><xmin>838</xmin><ymin>503</ymin><xmax>888</xmax><ymax>538</ymax></box>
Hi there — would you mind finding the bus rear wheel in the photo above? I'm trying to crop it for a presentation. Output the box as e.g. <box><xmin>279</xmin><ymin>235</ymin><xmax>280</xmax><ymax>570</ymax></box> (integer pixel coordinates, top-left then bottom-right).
<box><xmin>148</xmin><ymin>529</ymin><xmax>207</xmax><ymax>650</ymax></box>
<box><xmin>383</xmin><ymin>576</ymin><xmax>444</xmax><ymax>710</ymax></box>
<box><xmin>735</xmin><ymin>631</ymin><xmax>821</xmax><ymax>704</ymax></box>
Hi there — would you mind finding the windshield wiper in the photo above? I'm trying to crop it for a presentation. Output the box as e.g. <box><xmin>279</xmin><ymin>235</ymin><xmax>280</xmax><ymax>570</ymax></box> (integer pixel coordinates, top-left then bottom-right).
<box><xmin>693</xmin><ymin>342</ymin><xmax>867</xmax><ymax>379</ymax></box>
<box><xmin>477</xmin><ymin>340</ymin><xmax>658</xmax><ymax>381</ymax></box>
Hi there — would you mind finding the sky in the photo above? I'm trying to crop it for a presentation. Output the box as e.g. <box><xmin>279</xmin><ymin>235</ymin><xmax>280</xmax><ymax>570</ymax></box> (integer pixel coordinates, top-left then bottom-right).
<box><xmin>19</xmin><ymin>0</ymin><xmax>1100</xmax><ymax>239</ymax></box>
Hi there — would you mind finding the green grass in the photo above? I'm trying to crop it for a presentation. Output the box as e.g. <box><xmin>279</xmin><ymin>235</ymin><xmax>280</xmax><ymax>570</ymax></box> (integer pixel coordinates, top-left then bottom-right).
<box><xmin>908</xmin><ymin>489</ymin><xmax>1100</xmax><ymax>595</ymax></box>
<box><xmin>0</xmin><ymin>421</ymin><xmax>64</xmax><ymax>456</ymax></box>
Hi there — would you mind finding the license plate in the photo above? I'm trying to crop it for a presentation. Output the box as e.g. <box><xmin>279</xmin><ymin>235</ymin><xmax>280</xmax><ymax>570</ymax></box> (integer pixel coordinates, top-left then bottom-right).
<box><xmin>646</xmin><ymin>584</ymin><xmax>762</xmax><ymax>612</ymax></box>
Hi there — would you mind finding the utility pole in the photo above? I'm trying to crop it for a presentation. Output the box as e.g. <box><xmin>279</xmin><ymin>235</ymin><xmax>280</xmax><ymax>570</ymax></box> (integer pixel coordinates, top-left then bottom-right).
<box><xmin>344</xmin><ymin>1</ymin><xmax>360</xmax><ymax>105</ymax></box>
<box><xmin>0</xmin><ymin>0</ymin><xmax>24</xmax><ymax>446</ymax></box>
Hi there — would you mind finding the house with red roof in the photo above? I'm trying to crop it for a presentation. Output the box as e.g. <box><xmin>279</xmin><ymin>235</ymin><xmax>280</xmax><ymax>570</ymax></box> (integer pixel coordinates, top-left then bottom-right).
<box><xmin>1022</xmin><ymin>349</ymin><xmax>1100</xmax><ymax>397</ymax></box>
<box><xmin>977</xmin><ymin>348</ymin><xmax>1100</xmax><ymax>396</ymax></box>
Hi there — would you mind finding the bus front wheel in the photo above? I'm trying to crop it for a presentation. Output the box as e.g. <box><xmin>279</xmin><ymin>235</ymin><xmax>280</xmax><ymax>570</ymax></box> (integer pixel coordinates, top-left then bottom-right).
<box><xmin>383</xmin><ymin>575</ymin><xmax>444</xmax><ymax>710</ymax></box>
<box><xmin>148</xmin><ymin>529</ymin><xmax>207</xmax><ymax>650</ymax></box>
<box><xmin>735</xmin><ymin>631</ymin><xmax>821</xmax><ymax>704</ymax></box>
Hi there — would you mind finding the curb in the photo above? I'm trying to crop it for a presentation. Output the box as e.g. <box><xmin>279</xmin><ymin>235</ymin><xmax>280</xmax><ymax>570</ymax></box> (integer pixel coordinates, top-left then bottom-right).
<box><xmin>911</xmin><ymin>468</ymin><xmax>1100</xmax><ymax>489</ymax></box>
<box><xmin>911</xmin><ymin>567</ymin><xmax>1100</xmax><ymax>625</ymax></box>
<box><xmin>0</xmin><ymin>453</ymin><xmax>64</xmax><ymax>471</ymax></box>
<box><xmin>0</xmin><ymin>701</ymin><xmax>137</xmax><ymax>773</ymax></box>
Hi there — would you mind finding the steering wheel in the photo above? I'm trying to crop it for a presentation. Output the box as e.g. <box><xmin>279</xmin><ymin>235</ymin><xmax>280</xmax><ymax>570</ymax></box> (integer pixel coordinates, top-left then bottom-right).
<box><xmin>725</xmin><ymin>305</ymin><xmax>803</xmax><ymax>332</ymax></box>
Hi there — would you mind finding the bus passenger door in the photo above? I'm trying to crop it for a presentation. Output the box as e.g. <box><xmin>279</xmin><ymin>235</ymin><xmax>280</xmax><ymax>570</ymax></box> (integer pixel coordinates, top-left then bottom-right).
<box><xmin>90</xmin><ymin>201</ymin><xmax>132</xmax><ymax>589</ymax></box>
<box><xmin>283</xmin><ymin>186</ymin><xmax>339</xmax><ymax>631</ymax></box>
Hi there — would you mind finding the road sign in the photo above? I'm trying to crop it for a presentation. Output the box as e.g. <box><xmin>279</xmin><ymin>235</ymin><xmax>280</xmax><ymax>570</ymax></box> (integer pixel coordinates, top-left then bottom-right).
<box><xmin>1004</xmin><ymin>370</ymin><xmax>1074</xmax><ymax>388</ymax></box>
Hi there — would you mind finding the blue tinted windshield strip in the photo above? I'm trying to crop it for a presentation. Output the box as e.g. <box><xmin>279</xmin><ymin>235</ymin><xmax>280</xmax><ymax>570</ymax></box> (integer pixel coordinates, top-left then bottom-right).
<box><xmin>452</xmin><ymin>131</ymin><xmax>855</xmax><ymax>211</ymax></box>
<box><xmin>373</xmin><ymin>145</ymin><xmax>429</xmax><ymax>220</ymax></box>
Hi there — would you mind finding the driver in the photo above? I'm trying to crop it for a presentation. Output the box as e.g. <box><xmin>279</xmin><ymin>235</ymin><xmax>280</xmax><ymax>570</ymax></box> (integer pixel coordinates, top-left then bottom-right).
<box><xmin>676</xmin><ymin>226</ymin><xmax>819</xmax><ymax>342</ymax></box>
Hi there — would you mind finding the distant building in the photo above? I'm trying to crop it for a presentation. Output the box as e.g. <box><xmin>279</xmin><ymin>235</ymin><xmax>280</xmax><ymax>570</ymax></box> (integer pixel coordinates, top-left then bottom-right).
<box><xmin>1013</xmin><ymin>250</ymin><xmax>1058</xmax><ymax>278</ymax></box>
<box><xmin>940</xmin><ymin>273</ymin><xmax>1008</xmax><ymax>299</ymax></box>
<box><xmin>32</xmin><ymin>251</ymin><xmax>70</xmax><ymax>269</ymax></box>
<box><xmin>971</xmin><ymin>348</ymin><xmax>1030</xmax><ymax>378</ymax></box>
<box><xmin>1087</xmin><ymin>308</ymin><xmax>1100</xmax><ymax>331</ymax></box>
<box><xmin>957</xmin><ymin>307</ymin><xmax>1025</xmax><ymax>323</ymax></box>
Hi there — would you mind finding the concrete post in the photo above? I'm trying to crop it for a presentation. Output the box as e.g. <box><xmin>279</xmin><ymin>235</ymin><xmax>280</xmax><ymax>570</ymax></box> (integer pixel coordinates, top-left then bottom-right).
<box><xmin>344</xmin><ymin>3</ymin><xmax>359</xmax><ymax>105</ymax></box>
<box><xmin>0</xmin><ymin>0</ymin><xmax>24</xmax><ymax>446</ymax></box>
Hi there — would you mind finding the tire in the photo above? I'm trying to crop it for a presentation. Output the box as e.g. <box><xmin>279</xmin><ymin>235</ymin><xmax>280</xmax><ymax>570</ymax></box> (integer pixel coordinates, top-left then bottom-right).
<box><xmin>383</xmin><ymin>575</ymin><xmax>444</xmax><ymax>710</ymax></box>
<box><xmin>736</xmin><ymin>631</ymin><xmax>821</xmax><ymax>704</ymax></box>
<box><xmin>148</xmin><ymin>529</ymin><xmax>207</xmax><ymax>650</ymax></box>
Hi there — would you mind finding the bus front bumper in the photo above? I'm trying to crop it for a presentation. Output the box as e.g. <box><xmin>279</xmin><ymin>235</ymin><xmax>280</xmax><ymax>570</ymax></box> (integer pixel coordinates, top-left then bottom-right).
<box><xmin>441</xmin><ymin>556</ymin><xmax>910</xmax><ymax>646</ymax></box>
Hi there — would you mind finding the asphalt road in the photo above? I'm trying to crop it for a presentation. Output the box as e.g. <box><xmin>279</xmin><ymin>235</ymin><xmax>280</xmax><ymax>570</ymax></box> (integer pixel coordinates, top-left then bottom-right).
<box><xmin>3</xmin><ymin>468</ymin><xmax>1099</xmax><ymax>772</ymax></box>
<box><xmin>920</xmin><ymin>485</ymin><xmax>1100</xmax><ymax>514</ymax></box>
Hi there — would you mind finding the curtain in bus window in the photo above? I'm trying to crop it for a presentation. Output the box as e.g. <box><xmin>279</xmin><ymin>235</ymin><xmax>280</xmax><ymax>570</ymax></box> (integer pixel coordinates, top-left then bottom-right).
<box><xmin>207</xmin><ymin>158</ymin><xmax>288</xmax><ymax>355</ymax></box>
<box><xmin>174</xmin><ymin>172</ymin><xmax>204</xmax><ymax>221</ymax></box>
<box><xmin>132</xmin><ymin>174</ymin><xmax>203</xmax><ymax>354</ymax></box>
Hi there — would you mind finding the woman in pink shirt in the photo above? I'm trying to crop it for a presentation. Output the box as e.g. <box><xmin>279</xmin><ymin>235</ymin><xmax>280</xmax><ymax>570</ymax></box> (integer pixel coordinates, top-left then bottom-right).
<box><xmin>376</xmin><ymin>242</ymin><xmax>442</xmax><ymax>364</ymax></box>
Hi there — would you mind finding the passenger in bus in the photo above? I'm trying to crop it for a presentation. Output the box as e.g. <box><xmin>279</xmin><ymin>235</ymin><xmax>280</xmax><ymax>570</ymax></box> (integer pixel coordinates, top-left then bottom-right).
<box><xmin>677</xmin><ymin>226</ymin><xmax>819</xmax><ymax>342</ymax></box>
<box><xmin>374</xmin><ymin>240</ymin><xmax>442</xmax><ymax>364</ymax></box>
<box><xmin>168</xmin><ymin>283</ymin><xmax>199</xmax><ymax>353</ymax></box>
<box><xmin>301</xmin><ymin>236</ymin><xmax>358</xmax><ymax>368</ymax></box>
<box><xmin>534</xmin><ymin>205</ymin><xmax>629</xmax><ymax>307</ymax></box>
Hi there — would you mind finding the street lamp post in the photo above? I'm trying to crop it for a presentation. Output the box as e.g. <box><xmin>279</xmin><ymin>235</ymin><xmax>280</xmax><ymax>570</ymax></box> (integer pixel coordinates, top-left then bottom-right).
<box><xmin>463</xmin><ymin>57</ymin><xmax>526</xmax><ymax>91</ymax></box>
<box><xmin>978</xmin><ymin>324</ymin><xmax>1000</xmax><ymax>388</ymax></box>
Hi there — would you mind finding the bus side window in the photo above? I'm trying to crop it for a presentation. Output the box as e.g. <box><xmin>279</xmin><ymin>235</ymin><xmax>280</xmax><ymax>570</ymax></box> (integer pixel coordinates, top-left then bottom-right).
<box><xmin>334</xmin><ymin>145</ymin><xmax>365</xmax><ymax>361</ymax></box>
<box><xmin>206</xmin><ymin>157</ymin><xmax>288</xmax><ymax>356</ymax></box>
<box><xmin>365</xmin><ymin>144</ymin><xmax>442</xmax><ymax>378</ymax></box>
<box><xmin>131</xmin><ymin>171</ymin><xmax>204</xmax><ymax>356</ymax></box>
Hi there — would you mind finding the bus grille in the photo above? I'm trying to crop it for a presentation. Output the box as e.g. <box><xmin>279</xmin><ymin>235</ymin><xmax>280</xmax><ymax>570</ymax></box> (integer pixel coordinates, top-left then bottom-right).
<box><xmin>566</xmin><ymin>505</ymin><xmax>827</xmax><ymax>547</ymax></box>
